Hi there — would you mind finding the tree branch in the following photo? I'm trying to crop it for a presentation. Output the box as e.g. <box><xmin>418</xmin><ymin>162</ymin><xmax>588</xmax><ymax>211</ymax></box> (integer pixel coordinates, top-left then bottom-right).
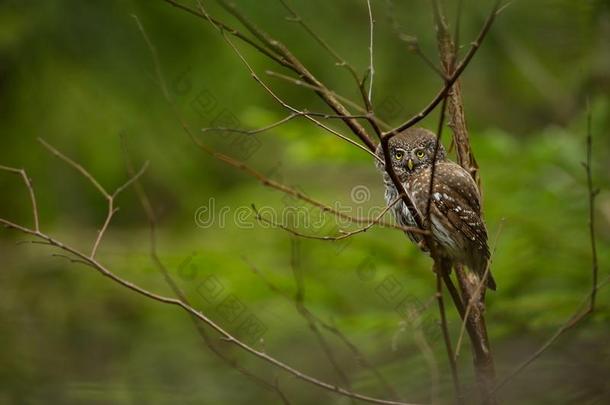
<box><xmin>494</xmin><ymin>104</ymin><xmax>603</xmax><ymax>392</ymax></box>
<box><xmin>245</xmin><ymin>257</ymin><xmax>403</xmax><ymax>400</ymax></box>
<box><xmin>184</xmin><ymin>0</ymin><xmax>378</xmax><ymax>150</ymax></box>
<box><xmin>0</xmin><ymin>165</ymin><xmax>40</xmax><ymax>232</ymax></box>
<box><xmin>435</xmin><ymin>266</ymin><xmax>463</xmax><ymax>404</ymax></box>
<box><xmin>279</xmin><ymin>0</ymin><xmax>382</xmax><ymax>137</ymax></box>
<box><xmin>290</xmin><ymin>239</ymin><xmax>355</xmax><ymax>401</ymax></box>
<box><xmin>265</xmin><ymin>70</ymin><xmax>391</xmax><ymax>131</ymax></box>
<box><xmin>454</xmin><ymin>220</ymin><xmax>505</xmax><ymax>359</ymax></box>
<box><xmin>135</xmin><ymin>14</ymin><xmax>413</xmax><ymax>234</ymax></box>
<box><xmin>38</xmin><ymin>137</ymin><xmax>148</xmax><ymax>258</ymax></box>
<box><xmin>252</xmin><ymin>196</ymin><xmax>426</xmax><ymax>242</ymax></box>
<box><xmin>121</xmin><ymin>140</ymin><xmax>292</xmax><ymax>405</ymax></box>
<box><xmin>384</xmin><ymin>0</ymin><xmax>500</xmax><ymax>137</ymax></box>
<box><xmin>1</xmin><ymin>135</ymin><xmax>419</xmax><ymax>405</ymax></box>
<box><xmin>2</xmin><ymin>213</ymin><xmax>422</xmax><ymax>405</ymax></box>
<box><xmin>366</xmin><ymin>0</ymin><xmax>375</xmax><ymax>104</ymax></box>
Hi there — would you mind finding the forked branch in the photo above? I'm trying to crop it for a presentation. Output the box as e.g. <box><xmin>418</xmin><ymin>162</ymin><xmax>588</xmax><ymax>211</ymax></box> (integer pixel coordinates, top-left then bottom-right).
<box><xmin>383</xmin><ymin>0</ymin><xmax>501</xmax><ymax>137</ymax></box>
<box><xmin>37</xmin><ymin>137</ymin><xmax>148</xmax><ymax>259</ymax></box>
<box><xmin>494</xmin><ymin>105</ymin><xmax>603</xmax><ymax>392</ymax></box>
<box><xmin>0</xmin><ymin>146</ymin><xmax>417</xmax><ymax>405</ymax></box>
<box><xmin>0</xmin><ymin>165</ymin><xmax>39</xmax><ymax>232</ymax></box>
<box><xmin>245</xmin><ymin>257</ymin><xmax>402</xmax><ymax>400</ymax></box>
<box><xmin>122</xmin><ymin>141</ymin><xmax>292</xmax><ymax>405</ymax></box>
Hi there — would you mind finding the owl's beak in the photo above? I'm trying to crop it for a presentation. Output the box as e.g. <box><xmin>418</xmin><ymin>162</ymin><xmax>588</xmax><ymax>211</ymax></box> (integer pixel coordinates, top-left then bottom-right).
<box><xmin>407</xmin><ymin>158</ymin><xmax>414</xmax><ymax>171</ymax></box>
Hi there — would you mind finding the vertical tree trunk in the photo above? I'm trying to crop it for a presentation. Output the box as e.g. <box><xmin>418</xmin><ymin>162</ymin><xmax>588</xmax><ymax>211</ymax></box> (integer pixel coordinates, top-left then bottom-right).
<box><xmin>454</xmin><ymin>266</ymin><xmax>497</xmax><ymax>404</ymax></box>
<box><xmin>432</xmin><ymin>2</ymin><xmax>498</xmax><ymax>403</ymax></box>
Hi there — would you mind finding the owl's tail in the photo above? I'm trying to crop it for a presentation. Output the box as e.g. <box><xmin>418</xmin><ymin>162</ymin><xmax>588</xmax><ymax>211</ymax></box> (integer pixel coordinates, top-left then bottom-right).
<box><xmin>472</xmin><ymin>256</ymin><xmax>496</xmax><ymax>291</ymax></box>
<box><xmin>485</xmin><ymin>271</ymin><xmax>497</xmax><ymax>291</ymax></box>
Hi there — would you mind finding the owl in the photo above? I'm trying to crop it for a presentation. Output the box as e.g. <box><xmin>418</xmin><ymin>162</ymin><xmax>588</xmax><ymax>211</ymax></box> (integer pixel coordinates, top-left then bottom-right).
<box><xmin>375</xmin><ymin>127</ymin><xmax>496</xmax><ymax>290</ymax></box>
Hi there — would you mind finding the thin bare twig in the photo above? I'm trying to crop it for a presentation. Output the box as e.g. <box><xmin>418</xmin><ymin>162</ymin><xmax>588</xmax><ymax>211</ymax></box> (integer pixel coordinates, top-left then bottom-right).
<box><xmin>134</xmin><ymin>14</ymin><xmax>413</xmax><ymax>235</ymax></box>
<box><xmin>384</xmin><ymin>0</ymin><xmax>501</xmax><ymax>137</ymax></box>
<box><xmin>386</xmin><ymin>0</ymin><xmax>447</xmax><ymax>80</ymax></box>
<box><xmin>132</xmin><ymin>15</ymin><xmax>419</xmax><ymax>404</ymax></box>
<box><xmin>15</xmin><ymin>239</ymin><xmax>52</xmax><ymax>247</ymax></box>
<box><xmin>252</xmin><ymin>195</ymin><xmax>424</xmax><ymax>241</ymax></box>
<box><xmin>245</xmin><ymin>258</ymin><xmax>403</xmax><ymax>400</ymax></box>
<box><xmin>212</xmin><ymin>0</ymin><xmax>377</xmax><ymax>150</ymax></box>
<box><xmin>91</xmin><ymin>206</ymin><xmax>119</xmax><ymax>257</ymax></box>
<box><xmin>366</xmin><ymin>0</ymin><xmax>375</xmax><ymax>103</ymax></box>
<box><xmin>435</xmin><ymin>265</ymin><xmax>463</xmax><ymax>404</ymax></box>
<box><xmin>1</xmin><ymin>135</ymin><xmax>417</xmax><ymax>405</ymax></box>
<box><xmin>392</xmin><ymin>302</ymin><xmax>440</xmax><ymax>404</ymax></box>
<box><xmin>38</xmin><ymin>137</ymin><xmax>148</xmax><ymax>258</ymax></box>
<box><xmin>265</xmin><ymin>70</ymin><xmax>391</xmax><ymax>130</ymax></box>
<box><xmin>121</xmin><ymin>139</ymin><xmax>292</xmax><ymax>405</ymax></box>
<box><xmin>0</xmin><ymin>165</ymin><xmax>39</xmax><ymax>232</ymax></box>
<box><xmin>194</xmin><ymin>1</ymin><xmax>379</xmax><ymax>161</ymax></box>
<box><xmin>201</xmin><ymin>110</ymin><xmax>383</xmax><ymax>136</ymax></box>
<box><xmin>264</xmin><ymin>71</ymin><xmax>360</xmax><ymax>113</ymax></box>
<box><xmin>426</xmin><ymin>2</ymin><xmax>500</xmax><ymax>402</ymax></box>
<box><xmin>0</xmin><ymin>214</ymin><xmax>418</xmax><ymax>405</ymax></box>
<box><xmin>290</xmin><ymin>239</ymin><xmax>355</xmax><ymax>402</ymax></box>
<box><xmin>202</xmin><ymin>113</ymin><xmax>299</xmax><ymax>135</ymax></box>
<box><xmin>494</xmin><ymin>276</ymin><xmax>610</xmax><ymax>393</ymax></box>
<box><xmin>52</xmin><ymin>253</ymin><xmax>92</xmax><ymax>267</ymax></box>
<box><xmin>494</xmin><ymin>105</ymin><xmax>602</xmax><ymax>392</ymax></box>
<box><xmin>454</xmin><ymin>220</ymin><xmax>504</xmax><ymax>359</ymax></box>
<box><xmin>38</xmin><ymin>138</ymin><xmax>109</xmax><ymax>198</ymax></box>
<box><xmin>585</xmin><ymin>106</ymin><xmax>599</xmax><ymax>309</ymax></box>
<box><xmin>91</xmin><ymin>161</ymin><xmax>149</xmax><ymax>258</ymax></box>
<box><xmin>425</xmin><ymin>95</ymin><xmax>448</xmax><ymax>223</ymax></box>
<box><xmin>112</xmin><ymin>163</ymin><xmax>149</xmax><ymax>198</ymax></box>
<box><xmin>277</xmin><ymin>1</ymin><xmax>365</xmax><ymax>105</ymax></box>
<box><xmin>163</xmin><ymin>0</ymin><xmax>290</xmax><ymax>67</ymax></box>
<box><xmin>453</xmin><ymin>0</ymin><xmax>464</xmax><ymax>69</ymax></box>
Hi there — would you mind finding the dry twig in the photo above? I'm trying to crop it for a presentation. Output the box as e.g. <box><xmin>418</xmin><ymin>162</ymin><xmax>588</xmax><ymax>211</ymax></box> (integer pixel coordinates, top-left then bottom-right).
<box><xmin>494</xmin><ymin>105</ymin><xmax>603</xmax><ymax>392</ymax></box>
<box><xmin>290</xmin><ymin>239</ymin><xmax>355</xmax><ymax>401</ymax></box>
<box><xmin>279</xmin><ymin>0</ymin><xmax>383</xmax><ymax>137</ymax></box>
<box><xmin>0</xmin><ymin>151</ymin><xmax>417</xmax><ymax>405</ymax></box>
<box><xmin>0</xmin><ymin>165</ymin><xmax>39</xmax><ymax>232</ymax></box>
<box><xmin>37</xmin><ymin>137</ymin><xmax>148</xmax><ymax>259</ymax></box>
<box><xmin>251</xmin><ymin>195</ymin><xmax>423</xmax><ymax>241</ymax></box>
<box><xmin>121</xmin><ymin>138</ymin><xmax>292</xmax><ymax>404</ymax></box>
<box><xmin>245</xmin><ymin>258</ymin><xmax>403</xmax><ymax>400</ymax></box>
<box><xmin>454</xmin><ymin>220</ymin><xmax>505</xmax><ymax>359</ymax></box>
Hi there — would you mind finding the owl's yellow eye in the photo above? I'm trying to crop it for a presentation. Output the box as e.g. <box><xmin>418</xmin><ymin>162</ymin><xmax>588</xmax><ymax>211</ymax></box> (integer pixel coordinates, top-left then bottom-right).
<box><xmin>416</xmin><ymin>150</ymin><xmax>426</xmax><ymax>159</ymax></box>
<box><xmin>394</xmin><ymin>151</ymin><xmax>404</xmax><ymax>160</ymax></box>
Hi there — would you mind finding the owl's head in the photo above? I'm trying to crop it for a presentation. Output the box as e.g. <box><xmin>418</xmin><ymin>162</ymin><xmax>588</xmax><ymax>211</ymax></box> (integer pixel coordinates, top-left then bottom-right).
<box><xmin>375</xmin><ymin>128</ymin><xmax>446</xmax><ymax>178</ymax></box>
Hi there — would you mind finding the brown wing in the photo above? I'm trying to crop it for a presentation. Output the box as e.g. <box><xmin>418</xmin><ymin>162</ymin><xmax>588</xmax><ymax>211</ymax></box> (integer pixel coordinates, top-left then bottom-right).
<box><xmin>435</xmin><ymin>163</ymin><xmax>489</xmax><ymax>257</ymax></box>
<box><xmin>412</xmin><ymin>162</ymin><xmax>489</xmax><ymax>258</ymax></box>
<box><xmin>410</xmin><ymin>162</ymin><xmax>494</xmax><ymax>289</ymax></box>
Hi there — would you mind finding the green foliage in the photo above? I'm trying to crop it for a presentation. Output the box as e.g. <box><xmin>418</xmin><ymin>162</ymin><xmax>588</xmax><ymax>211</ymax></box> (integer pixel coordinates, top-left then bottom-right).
<box><xmin>1</xmin><ymin>1</ymin><xmax>609</xmax><ymax>404</ymax></box>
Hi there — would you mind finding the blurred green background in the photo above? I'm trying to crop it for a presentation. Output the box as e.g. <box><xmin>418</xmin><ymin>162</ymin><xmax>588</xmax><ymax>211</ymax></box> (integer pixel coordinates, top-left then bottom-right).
<box><xmin>1</xmin><ymin>0</ymin><xmax>609</xmax><ymax>404</ymax></box>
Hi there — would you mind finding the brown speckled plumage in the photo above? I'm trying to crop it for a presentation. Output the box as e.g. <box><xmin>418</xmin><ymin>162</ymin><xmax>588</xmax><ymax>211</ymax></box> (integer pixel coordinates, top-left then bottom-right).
<box><xmin>376</xmin><ymin>128</ymin><xmax>496</xmax><ymax>290</ymax></box>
